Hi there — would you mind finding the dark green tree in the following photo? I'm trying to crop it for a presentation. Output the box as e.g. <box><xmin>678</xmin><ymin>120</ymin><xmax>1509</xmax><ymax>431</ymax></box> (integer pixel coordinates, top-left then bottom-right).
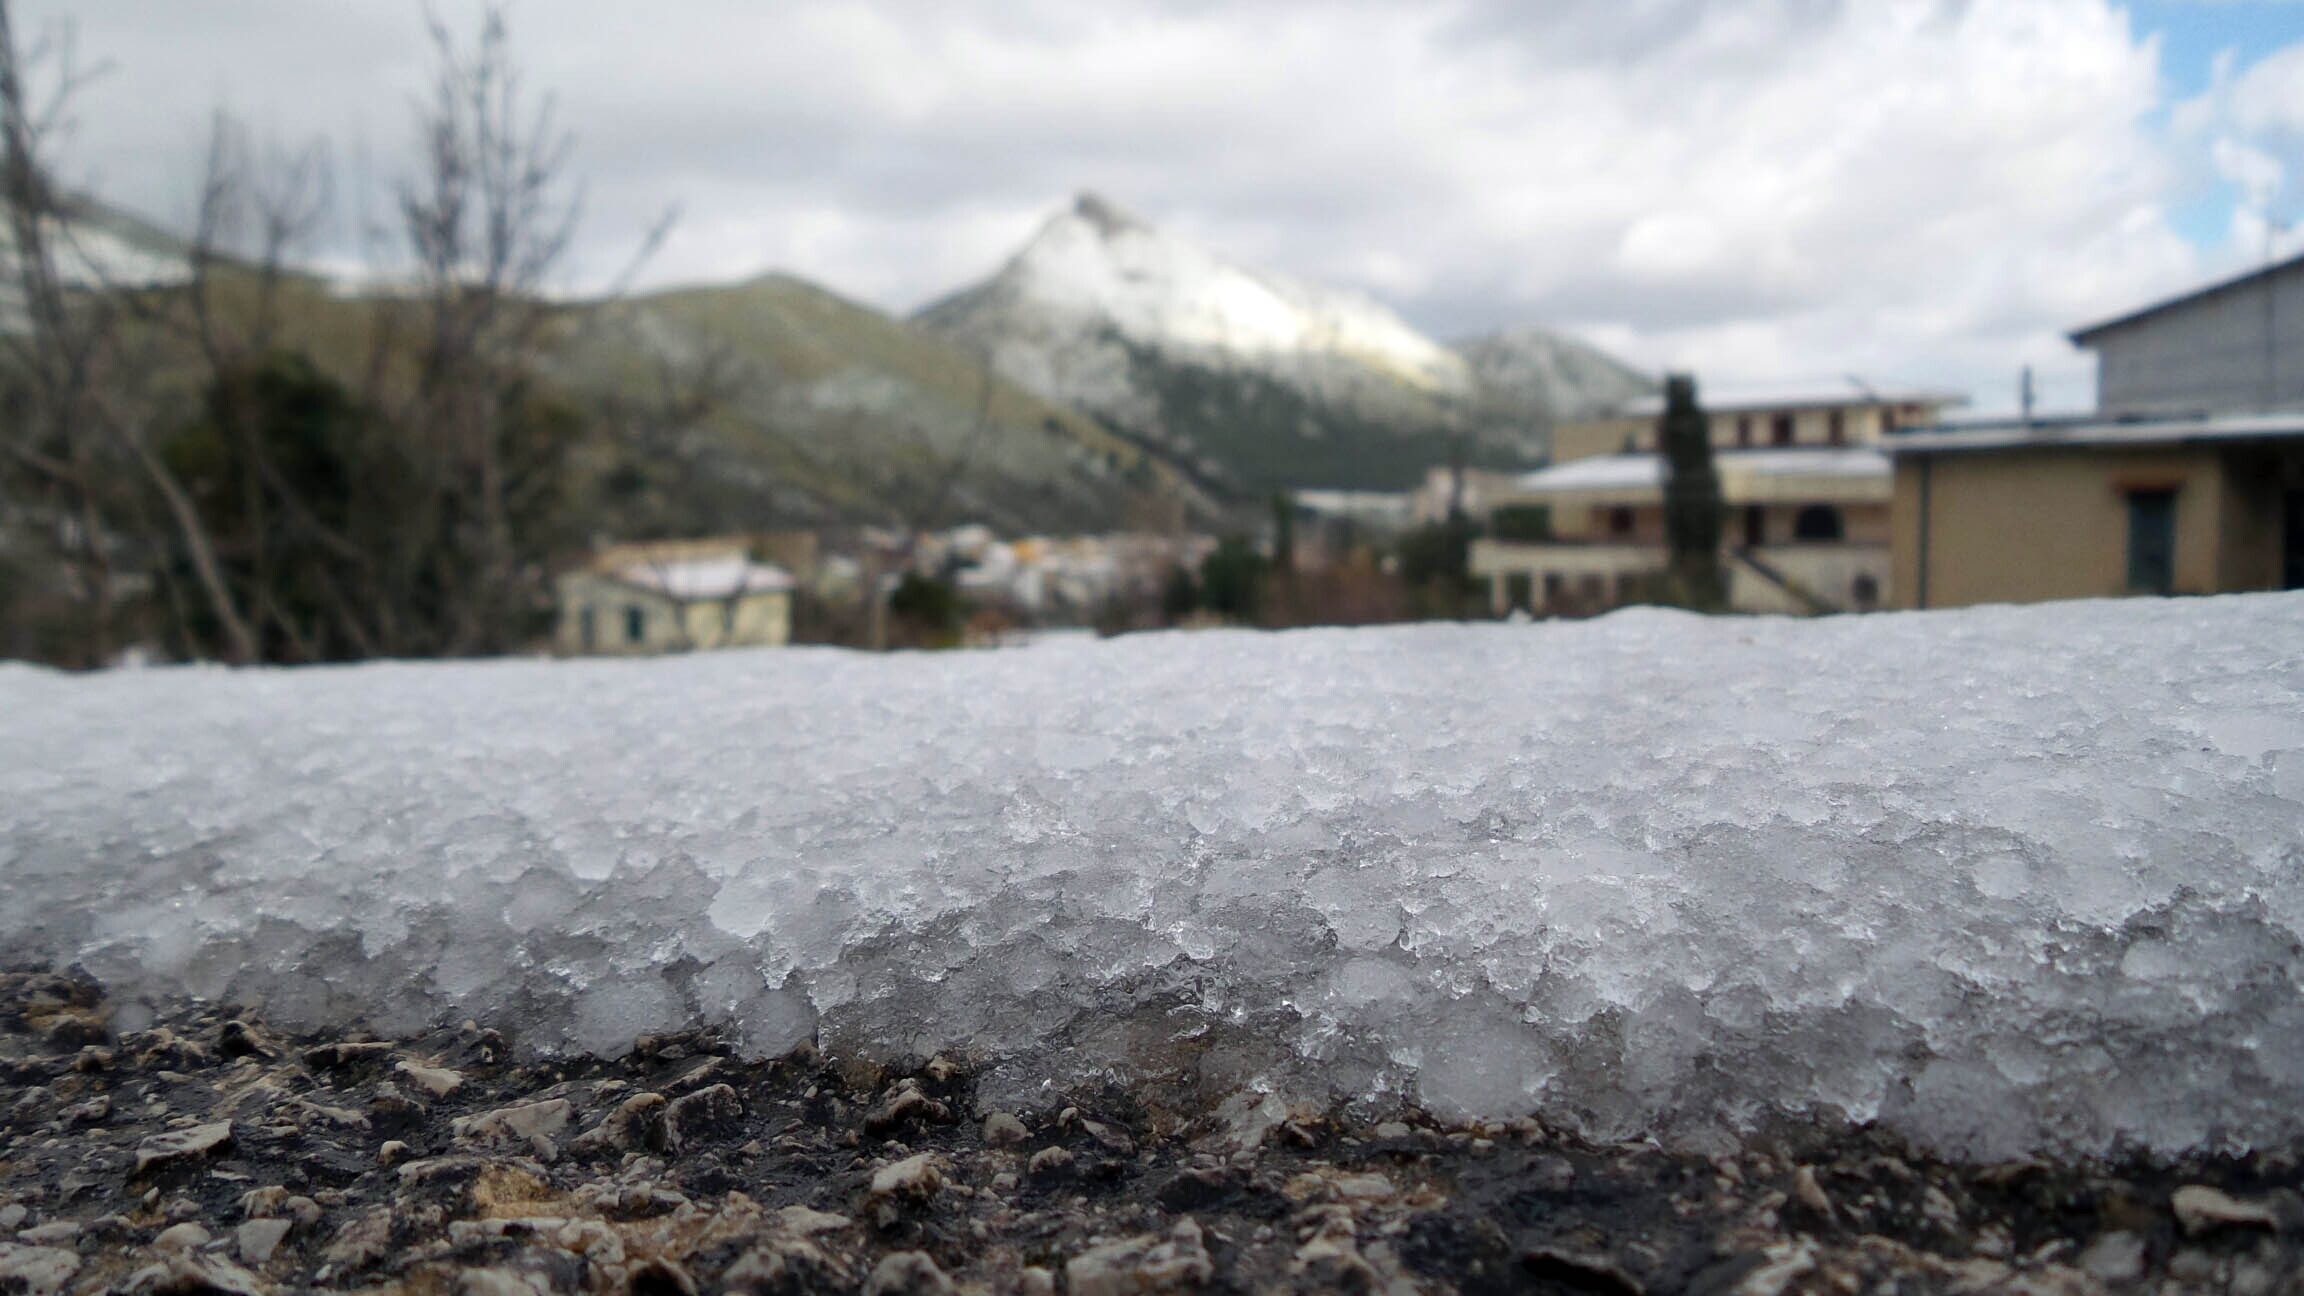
<box><xmin>1396</xmin><ymin>516</ymin><xmax>1480</xmax><ymax>618</ymax></box>
<box><xmin>161</xmin><ymin>350</ymin><xmax>591</xmax><ymax>663</ymax></box>
<box><xmin>1270</xmin><ymin>491</ymin><xmax>1296</xmax><ymax>574</ymax></box>
<box><xmin>1659</xmin><ymin>372</ymin><xmax>1727</xmax><ymax>612</ymax></box>
<box><xmin>1199</xmin><ymin>536</ymin><xmax>1266</xmax><ymax>622</ymax></box>
<box><xmin>164</xmin><ymin>352</ymin><xmax>375</xmax><ymax>662</ymax></box>
<box><xmin>1489</xmin><ymin>503</ymin><xmax>1553</xmax><ymax>542</ymax></box>
<box><xmin>887</xmin><ymin>571</ymin><xmax>965</xmax><ymax>648</ymax></box>
<box><xmin>1159</xmin><ymin>562</ymin><xmax>1199</xmax><ymax>623</ymax></box>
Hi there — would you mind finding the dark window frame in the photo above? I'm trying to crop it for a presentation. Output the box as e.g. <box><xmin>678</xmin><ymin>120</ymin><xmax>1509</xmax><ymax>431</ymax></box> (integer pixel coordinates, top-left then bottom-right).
<box><xmin>1792</xmin><ymin>504</ymin><xmax>1843</xmax><ymax>542</ymax></box>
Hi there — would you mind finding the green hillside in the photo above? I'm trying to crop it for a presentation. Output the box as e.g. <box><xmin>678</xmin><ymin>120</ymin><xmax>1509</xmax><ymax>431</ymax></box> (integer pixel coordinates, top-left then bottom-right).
<box><xmin>548</xmin><ymin>275</ymin><xmax>1212</xmax><ymax>536</ymax></box>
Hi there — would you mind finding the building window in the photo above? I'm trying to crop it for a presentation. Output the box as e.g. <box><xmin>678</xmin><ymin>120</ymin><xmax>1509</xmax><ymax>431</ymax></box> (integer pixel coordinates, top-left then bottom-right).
<box><xmin>625</xmin><ymin>605</ymin><xmax>647</xmax><ymax>643</ymax></box>
<box><xmin>1743</xmin><ymin>505</ymin><xmax>1765</xmax><ymax>547</ymax></box>
<box><xmin>1579</xmin><ymin>574</ymin><xmax>1606</xmax><ymax>606</ymax></box>
<box><xmin>1607</xmin><ymin>506</ymin><xmax>1635</xmax><ymax>537</ymax></box>
<box><xmin>1736</xmin><ymin>416</ymin><xmax>1752</xmax><ymax>447</ymax></box>
<box><xmin>1543</xmin><ymin>572</ymin><xmax>1564</xmax><ymax>607</ymax></box>
<box><xmin>1792</xmin><ymin>504</ymin><xmax>1843</xmax><ymax>541</ymax></box>
<box><xmin>1504</xmin><ymin>572</ymin><xmax>1533</xmax><ymax>613</ymax></box>
<box><xmin>1826</xmin><ymin>410</ymin><xmax>1845</xmax><ymax>445</ymax></box>
<box><xmin>2126</xmin><ymin>490</ymin><xmax>2177</xmax><ymax>594</ymax></box>
<box><xmin>579</xmin><ymin>607</ymin><xmax>597</xmax><ymax>651</ymax></box>
<box><xmin>1771</xmin><ymin>414</ymin><xmax>1795</xmax><ymax>446</ymax></box>
<box><xmin>1851</xmin><ymin>574</ymin><xmax>1880</xmax><ymax>610</ymax></box>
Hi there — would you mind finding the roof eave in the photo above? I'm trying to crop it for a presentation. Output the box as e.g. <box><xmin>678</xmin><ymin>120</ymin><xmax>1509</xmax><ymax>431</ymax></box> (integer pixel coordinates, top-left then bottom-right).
<box><xmin>2068</xmin><ymin>248</ymin><xmax>2304</xmax><ymax>345</ymax></box>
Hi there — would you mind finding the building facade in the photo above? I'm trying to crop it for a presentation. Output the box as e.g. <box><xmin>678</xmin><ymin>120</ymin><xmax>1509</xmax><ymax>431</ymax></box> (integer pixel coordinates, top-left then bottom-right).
<box><xmin>1888</xmin><ymin>416</ymin><xmax>2304</xmax><ymax>608</ymax></box>
<box><xmin>1550</xmin><ymin>382</ymin><xmax>1960</xmax><ymax>466</ymax></box>
<box><xmin>1886</xmin><ymin>254</ymin><xmax>2304</xmax><ymax>610</ymax></box>
<box><xmin>556</xmin><ymin>540</ymin><xmax>795</xmax><ymax>655</ymax></box>
<box><xmin>1469</xmin><ymin>447</ymin><xmax>1895</xmax><ymax>616</ymax></box>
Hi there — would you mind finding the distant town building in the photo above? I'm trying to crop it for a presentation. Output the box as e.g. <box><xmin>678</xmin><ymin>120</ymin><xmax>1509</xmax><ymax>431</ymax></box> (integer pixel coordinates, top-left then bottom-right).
<box><xmin>1469</xmin><ymin>448</ymin><xmax>1894</xmax><ymax>616</ymax></box>
<box><xmin>1882</xmin><ymin>257</ymin><xmax>2304</xmax><ymax>610</ymax></box>
<box><xmin>915</xmin><ymin>527</ymin><xmax>1216</xmax><ymax>623</ymax></box>
<box><xmin>1458</xmin><ymin>380</ymin><xmax>1952</xmax><ymax>616</ymax></box>
<box><xmin>556</xmin><ymin>539</ymin><xmax>795</xmax><ymax>655</ymax></box>
<box><xmin>1887</xmin><ymin>413</ymin><xmax>2304</xmax><ymax>607</ymax></box>
<box><xmin>1285</xmin><ymin>490</ymin><xmax>1415</xmax><ymax>569</ymax></box>
<box><xmin>1407</xmin><ymin>468</ymin><xmax>1529</xmax><ymax>527</ymax></box>
<box><xmin>1550</xmin><ymin>380</ymin><xmax>1962</xmax><ymax>466</ymax></box>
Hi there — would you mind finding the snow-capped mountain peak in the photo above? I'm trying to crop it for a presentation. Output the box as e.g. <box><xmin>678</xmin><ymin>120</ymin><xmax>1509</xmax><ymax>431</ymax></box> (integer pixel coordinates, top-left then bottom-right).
<box><xmin>916</xmin><ymin>193</ymin><xmax>1650</xmax><ymax>492</ymax></box>
<box><xmin>972</xmin><ymin>191</ymin><xmax>1469</xmax><ymax>395</ymax></box>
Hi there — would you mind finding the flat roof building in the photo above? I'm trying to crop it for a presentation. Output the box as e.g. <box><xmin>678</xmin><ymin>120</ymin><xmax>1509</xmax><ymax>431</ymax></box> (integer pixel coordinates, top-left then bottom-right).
<box><xmin>1469</xmin><ymin>446</ymin><xmax>1895</xmax><ymax>617</ymax></box>
<box><xmin>1885</xmin><ymin>256</ymin><xmax>2304</xmax><ymax>609</ymax></box>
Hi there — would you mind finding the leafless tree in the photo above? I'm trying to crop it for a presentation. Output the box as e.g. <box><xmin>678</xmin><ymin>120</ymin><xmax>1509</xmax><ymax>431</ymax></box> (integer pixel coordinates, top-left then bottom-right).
<box><xmin>0</xmin><ymin>3</ymin><xmax>695</xmax><ymax>667</ymax></box>
<box><xmin>0</xmin><ymin>0</ymin><xmax>258</xmax><ymax>665</ymax></box>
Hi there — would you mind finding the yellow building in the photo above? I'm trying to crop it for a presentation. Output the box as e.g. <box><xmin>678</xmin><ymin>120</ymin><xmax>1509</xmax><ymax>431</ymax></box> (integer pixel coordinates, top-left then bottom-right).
<box><xmin>555</xmin><ymin>539</ymin><xmax>795</xmax><ymax>655</ymax></box>
<box><xmin>1469</xmin><ymin>447</ymin><xmax>1895</xmax><ymax>616</ymax></box>
<box><xmin>1886</xmin><ymin>414</ymin><xmax>2304</xmax><ymax>609</ymax></box>
<box><xmin>1552</xmin><ymin>383</ymin><xmax>1961</xmax><ymax>465</ymax></box>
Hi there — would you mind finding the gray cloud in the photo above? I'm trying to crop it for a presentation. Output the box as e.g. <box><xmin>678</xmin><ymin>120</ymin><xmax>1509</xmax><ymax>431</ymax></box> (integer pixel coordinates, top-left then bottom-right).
<box><xmin>12</xmin><ymin>0</ymin><xmax>2288</xmax><ymax>413</ymax></box>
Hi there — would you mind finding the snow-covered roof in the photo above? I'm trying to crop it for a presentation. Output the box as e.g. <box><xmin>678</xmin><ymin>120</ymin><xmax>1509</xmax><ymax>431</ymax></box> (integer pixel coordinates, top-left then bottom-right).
<box><xmin>1292</xmin><ymin>489</ymin><xmax>1414</xmax><ymax>518</ymax></box>
<box><xmin>1884</xmin><ymin>409</ymin><xmax>2304</xmax><ymax>455</ymax></box>
<box><xmin>1513</xmin><ymin>447</ymin><xmax>1890</xmax><ymax>492</ymax></box>
<box><xmin>602</xmin><ymin>555</ymin><xmax>794</xmax><ymax>600</ymax></box>
<box><xmin>1610</xmin><ymin>379</ymin><xmax>1964</xmax><ymax>417</ymax></box>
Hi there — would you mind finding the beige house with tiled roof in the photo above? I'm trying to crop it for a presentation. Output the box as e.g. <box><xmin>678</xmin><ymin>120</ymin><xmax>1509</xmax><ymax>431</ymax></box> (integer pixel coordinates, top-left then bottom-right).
<box><xmin>556</xmin><ymin>539</ymin><xmax>795</xmax><ymax>655</ymax></box>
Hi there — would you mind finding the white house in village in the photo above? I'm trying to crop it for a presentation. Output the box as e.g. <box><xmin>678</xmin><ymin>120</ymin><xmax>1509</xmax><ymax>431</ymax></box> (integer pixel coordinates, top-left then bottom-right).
<box><xmin>555</xmin><ymin>539</ymin><xmax>795</xmax><ymax>655</ymax></box>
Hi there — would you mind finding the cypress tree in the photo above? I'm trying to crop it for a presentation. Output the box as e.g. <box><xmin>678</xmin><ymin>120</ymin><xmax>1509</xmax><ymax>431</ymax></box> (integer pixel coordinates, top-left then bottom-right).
<box><xmin>1659</xmin><ymin>373</ymin><xmax>1727</xmax><ymax>612</ymax></box>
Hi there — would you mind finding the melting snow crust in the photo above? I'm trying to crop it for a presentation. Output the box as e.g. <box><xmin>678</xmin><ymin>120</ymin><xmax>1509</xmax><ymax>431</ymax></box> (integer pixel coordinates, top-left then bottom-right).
<box><xmin>5</xmin><ymin>595</ymin><xmax>2304</xmax><ymax>1159</ymax></box>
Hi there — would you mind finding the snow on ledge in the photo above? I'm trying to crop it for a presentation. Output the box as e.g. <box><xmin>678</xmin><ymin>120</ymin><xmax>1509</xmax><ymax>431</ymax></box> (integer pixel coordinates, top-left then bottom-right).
<box><xmin>5</xmin><ymin>594</ymin><xmax>2303</xmax><ymax>1159</ymax></box>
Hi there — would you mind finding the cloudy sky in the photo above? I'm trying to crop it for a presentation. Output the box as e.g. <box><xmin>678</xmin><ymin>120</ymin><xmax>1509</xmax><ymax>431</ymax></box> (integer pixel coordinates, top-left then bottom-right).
<box><xmin>16</xmin><ymin>0</ymin><xmax>2304</xmax><ymax>413</ymax></box>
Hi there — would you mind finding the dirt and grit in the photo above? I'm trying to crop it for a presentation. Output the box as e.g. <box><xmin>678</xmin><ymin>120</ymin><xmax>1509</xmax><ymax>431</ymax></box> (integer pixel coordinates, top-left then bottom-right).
<box><xmin>3</xmin><ymin>970</ymin><xmax>2301</xmax><ymax>1295</ymax></box>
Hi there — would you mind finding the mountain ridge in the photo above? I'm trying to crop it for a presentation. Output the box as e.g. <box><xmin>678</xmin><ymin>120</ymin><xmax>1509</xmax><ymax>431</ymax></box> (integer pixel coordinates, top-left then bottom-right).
<box><xmin>12</xmin><ymin>190</ymin><xmax>1654</xmax><ymax>532</ymax></box>
<box><xmin>915</xmin><ymin>192</ymin><xmax>1654</xmax><ymax>491</ymax></box>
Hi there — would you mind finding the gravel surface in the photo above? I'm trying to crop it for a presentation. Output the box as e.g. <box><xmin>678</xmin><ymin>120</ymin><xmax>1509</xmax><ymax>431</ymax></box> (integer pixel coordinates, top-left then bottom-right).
<box><xmin>3</xmin><ymin>970</ymin><xmax>2301</xmax><ymax>1295</ymax></box>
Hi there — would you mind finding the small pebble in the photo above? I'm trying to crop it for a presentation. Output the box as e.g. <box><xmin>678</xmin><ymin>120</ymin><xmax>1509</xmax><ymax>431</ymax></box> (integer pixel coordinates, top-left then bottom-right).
<box><xmin>151</xmin><ymin>1222</ymin><xmax>211</xmax><ymax>1253</ymax></box>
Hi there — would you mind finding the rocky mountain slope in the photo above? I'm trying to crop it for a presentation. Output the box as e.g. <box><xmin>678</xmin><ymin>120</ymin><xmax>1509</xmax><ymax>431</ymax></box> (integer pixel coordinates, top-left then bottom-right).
<box><xmin>915</xmin><ymin>193</ymin><xmax>1653</xmax><ymax>493</ymax></box>
<box><xmin>1</xmin><ymin>195</ymin><xmax>1215</xmax><ymax>540</ymax></box>
<box><xmin>15</xmin><ymin>190</ymin><xmax>1648</xmax><ymax>530</ymax></box>
<box><xmin>1453</xmin><ymin>324</ymin><xmax>1657</xmax><ymax>455</ymax></box>
<box><xmin>546</xmin><ymin>274</ymin><xmax>1213</xmax><ymax>537</ymax></box>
